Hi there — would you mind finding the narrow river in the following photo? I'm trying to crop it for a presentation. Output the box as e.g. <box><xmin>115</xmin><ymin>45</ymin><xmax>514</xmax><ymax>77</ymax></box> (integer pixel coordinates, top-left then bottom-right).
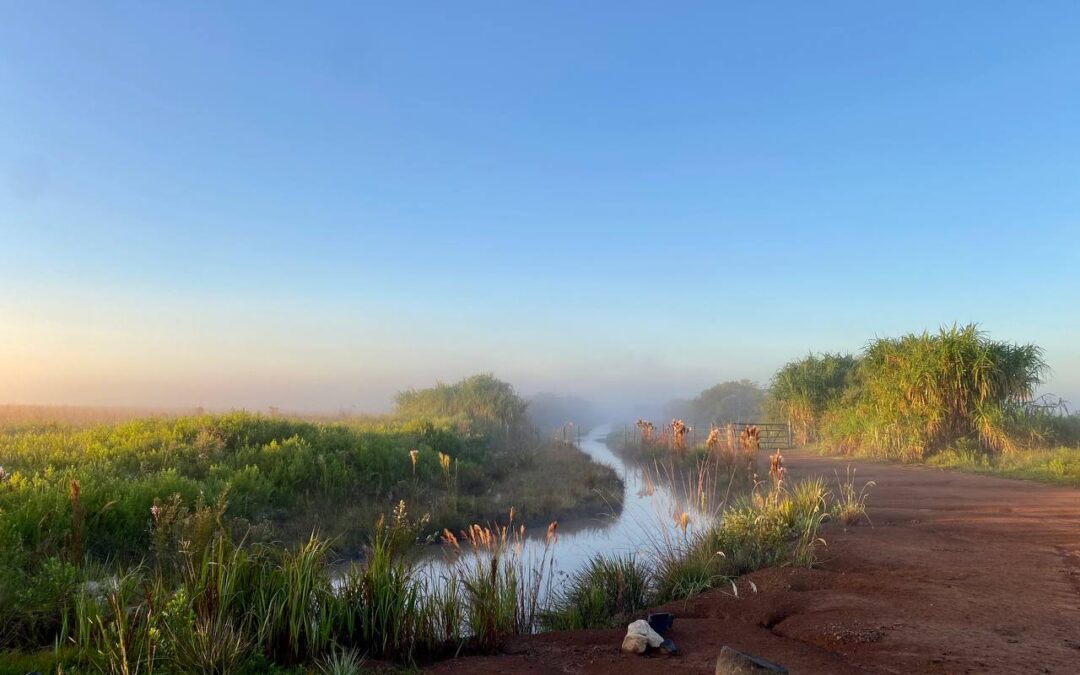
<box><xmin>421</xmin><ymin>423</ymin><xmax>720</xmax><ymax>586</ymax></box>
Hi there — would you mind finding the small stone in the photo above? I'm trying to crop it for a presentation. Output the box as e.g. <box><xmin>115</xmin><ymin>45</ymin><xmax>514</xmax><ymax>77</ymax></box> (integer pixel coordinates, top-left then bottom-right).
<box><xmin>715</xmin><ymin>646</ymin><xmax>788</xmax><ymax>674</ymax></box>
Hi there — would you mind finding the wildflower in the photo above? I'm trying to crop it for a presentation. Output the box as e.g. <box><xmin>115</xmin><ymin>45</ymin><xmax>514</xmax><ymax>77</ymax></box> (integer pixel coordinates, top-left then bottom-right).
<box><xmin>676</xmin><ymin>511</ymin><xmax>690</xmax><ymax>535</ymax></box>
<box><xmin>438</xmin><ymin>451</ymin><xmax>451</xmax><ymax>473</ymax></box>
<box><xmin>150</xmin><ymin>504</ymin><xmax>162</xmax><ymax>524</ymax></box>
<box><xmin>0</xmin><ymin>466</ymin><xmax>6</xmax><ymax>481</ymax></box>
<box><xmin>408</xmin><ymin>449</ymin><xmax>419</xmax><ymax>471</ymax></box>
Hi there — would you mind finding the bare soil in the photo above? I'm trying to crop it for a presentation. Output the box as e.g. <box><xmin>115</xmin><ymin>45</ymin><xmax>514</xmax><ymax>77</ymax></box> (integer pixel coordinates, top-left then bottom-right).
<box><xmin>427</xmin><ymin>450</ymin><xmax>1080</xmax><ymax>674</ymax></box>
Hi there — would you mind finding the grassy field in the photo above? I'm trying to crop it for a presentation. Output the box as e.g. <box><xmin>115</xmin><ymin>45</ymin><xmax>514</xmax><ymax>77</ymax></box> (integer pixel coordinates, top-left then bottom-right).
<box><xmin>0</xmin><ymin>377</ymin><xmax>632</xmax><ymax>672</ymax></box>
<box><xmin>0</xmin><ymin>377</ymin><xmax>873</xmax><ymax>673</ymax></box>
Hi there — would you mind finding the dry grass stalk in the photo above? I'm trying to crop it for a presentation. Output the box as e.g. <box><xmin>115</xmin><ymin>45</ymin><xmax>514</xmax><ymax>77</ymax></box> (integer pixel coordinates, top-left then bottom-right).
<box><xmin>636</xmin><ymin>419</ymin><xmax>656</xmax><ymax>444</ymax></box>
<box><xmin>768</xmin><ymin>450</ymin><xmax>786</xmax><ymax>486</ymax></box>
<box><xmin>706</xmin><ymin>426</ymin><xmax>722</xmax><ymax>453</ymax></box>
<box><xmin>670</xmin><ymin>419</ymin><xmax>689</xmax><ymax>454</ymax></box>
<box><xmin>740</xmin><ymin>425</ymin><xmax>761</xmax><ymax>449</ymax></box>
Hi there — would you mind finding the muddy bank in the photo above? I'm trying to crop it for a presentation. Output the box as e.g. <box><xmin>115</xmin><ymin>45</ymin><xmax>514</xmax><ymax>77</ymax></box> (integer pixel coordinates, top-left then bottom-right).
<box><xmin>427</xmin><ymin>450</ymin><xmax>1080</xmax><ymax>674</ymax></box>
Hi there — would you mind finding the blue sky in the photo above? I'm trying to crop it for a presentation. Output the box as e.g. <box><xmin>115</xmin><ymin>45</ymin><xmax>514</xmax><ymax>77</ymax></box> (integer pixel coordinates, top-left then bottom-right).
<box><xmin>1</xmin><ymin>2</ymin><xmax>1078</xmax><ymax>411</ymax></box>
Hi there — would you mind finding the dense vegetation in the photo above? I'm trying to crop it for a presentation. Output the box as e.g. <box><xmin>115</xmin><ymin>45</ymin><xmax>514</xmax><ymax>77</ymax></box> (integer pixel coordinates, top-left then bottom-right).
<box><xmin>0</xmin><ymin>465</ymin><xmax>846</xmax><ymax>675</ymax></box>
<box><xmin>0</xmin><ymin>368</ymin><xmax>875</xmax><ymax>673</ymax></box>
<box><xmin>769</xmin><ymin>325</ymin><xmax>1080</xmax><ymax>472</ymax></box>
<box><xmin>766</xmin><ymin>353</ymin><xmax>858</xmax><ymax>445</ymax></box>
<box><xmin>395</xmin><ymin>374</ymin><xmax>531</xmax><ymax>445</ymax></box>
<box><xmin>541</xmin><ymin>471</ymin><xmax>864</xmax><ymax>632</ymax></box>
<box><xmin>0</xmin><ymin>376</ymin><xmax>628</xmax><ymax>672</ymax></box>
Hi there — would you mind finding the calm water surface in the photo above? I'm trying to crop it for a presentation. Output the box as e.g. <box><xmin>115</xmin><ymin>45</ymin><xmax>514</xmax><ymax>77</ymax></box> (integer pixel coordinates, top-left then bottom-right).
<box><xmin>419</xmin><ymin>424</ymin><xmax>721</xmax><ymax>585</ymax></box>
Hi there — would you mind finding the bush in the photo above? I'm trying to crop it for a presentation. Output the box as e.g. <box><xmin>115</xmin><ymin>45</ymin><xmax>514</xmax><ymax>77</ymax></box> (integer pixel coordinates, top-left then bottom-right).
<box><xmin>542</xmin><ymin>555</ymin><xmax>651</xmax><ymax>630</ymax></box>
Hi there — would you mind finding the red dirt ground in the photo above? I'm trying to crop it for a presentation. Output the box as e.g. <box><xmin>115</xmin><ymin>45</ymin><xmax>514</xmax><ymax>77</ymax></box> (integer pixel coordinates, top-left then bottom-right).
<box><xmin>426</xmin><ymin>450</ymin><xmax>1080</xmax><ymax>674</ymax></box>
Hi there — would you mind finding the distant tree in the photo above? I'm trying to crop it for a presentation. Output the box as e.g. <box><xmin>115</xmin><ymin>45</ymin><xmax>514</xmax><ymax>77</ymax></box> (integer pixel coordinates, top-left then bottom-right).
<box><xmin>394</xmin><ymin>374</ymin><xmax>532</xmax><ymax>444</ymax></box>
<box><xmin>667</xmin><ymin>380</ymin><xmax>766</xmax><ymax>427</ymax></box>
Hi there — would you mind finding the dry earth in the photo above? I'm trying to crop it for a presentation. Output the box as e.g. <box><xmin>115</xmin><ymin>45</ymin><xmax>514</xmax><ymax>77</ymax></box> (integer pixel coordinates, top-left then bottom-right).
<box><xmin>427</xmin><ymin>450</ymin><xmax>1080</xmax><ymax>674</ymax></box>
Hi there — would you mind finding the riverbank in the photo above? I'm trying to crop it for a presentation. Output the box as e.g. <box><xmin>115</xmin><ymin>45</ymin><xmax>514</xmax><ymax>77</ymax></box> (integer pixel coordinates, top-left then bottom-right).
<box><xmin>428</xmin><ymin>449</ymin><xmax>1080</xmax><ymax>673</ymax></box>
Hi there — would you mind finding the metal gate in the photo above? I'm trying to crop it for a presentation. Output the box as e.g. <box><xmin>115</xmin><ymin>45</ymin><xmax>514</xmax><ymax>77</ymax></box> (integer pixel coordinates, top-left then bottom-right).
<box><xmin>728</xmin><ymin>422</ymin><xmax>792</xmax><ymax>449</ymax></box>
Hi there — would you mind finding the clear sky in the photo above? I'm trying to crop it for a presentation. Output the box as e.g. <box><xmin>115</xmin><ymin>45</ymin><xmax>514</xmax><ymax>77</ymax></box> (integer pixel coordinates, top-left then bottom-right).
<box><xmin>2</xmin><ymin>2</ymin><xmax>1078</xmax><ymax>412</ymax></box>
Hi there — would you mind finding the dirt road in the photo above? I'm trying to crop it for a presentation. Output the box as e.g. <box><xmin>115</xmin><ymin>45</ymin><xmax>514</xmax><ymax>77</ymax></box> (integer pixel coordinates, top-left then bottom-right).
<box><xmin>427</xmin><ymin>450</ymin><xmax>1080</xmax><ymax>674</ymax></box>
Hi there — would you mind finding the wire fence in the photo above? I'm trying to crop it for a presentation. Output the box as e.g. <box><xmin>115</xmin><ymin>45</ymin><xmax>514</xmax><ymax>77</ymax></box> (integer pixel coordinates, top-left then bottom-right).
<box><xmin>623</xmin><ymin>420</ymin><xmax>793</xmax><ymax>450</ymax></box>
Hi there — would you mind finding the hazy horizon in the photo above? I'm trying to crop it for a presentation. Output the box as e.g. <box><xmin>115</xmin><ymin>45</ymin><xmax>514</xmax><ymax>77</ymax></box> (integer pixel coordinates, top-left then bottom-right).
<box><xmin>3</xmin><ymin>3</ymin><xmax>1078</xmax><ymax>413</ymax></box>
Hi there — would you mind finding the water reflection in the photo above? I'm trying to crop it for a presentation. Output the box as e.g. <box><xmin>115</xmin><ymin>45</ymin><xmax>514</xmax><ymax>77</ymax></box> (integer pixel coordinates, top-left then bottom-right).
<box><xmin>421</xmin><ymin>423</ymin><xmax>723</xmax><ymax>582</ymax></box>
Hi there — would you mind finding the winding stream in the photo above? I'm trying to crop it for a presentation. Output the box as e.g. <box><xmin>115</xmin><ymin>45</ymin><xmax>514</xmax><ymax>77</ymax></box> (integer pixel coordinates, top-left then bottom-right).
<box><xmin>422</xmin><ymin>424</ymin><xmax>721</xmax><ymax>584</ymax></box>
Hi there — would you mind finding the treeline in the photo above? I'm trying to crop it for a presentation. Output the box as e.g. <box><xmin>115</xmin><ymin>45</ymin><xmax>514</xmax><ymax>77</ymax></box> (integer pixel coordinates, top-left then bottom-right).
<box><xmin>768</xmin><ymin>324</ymin><xmax>1079</xmax><ymax>460</ymax></box>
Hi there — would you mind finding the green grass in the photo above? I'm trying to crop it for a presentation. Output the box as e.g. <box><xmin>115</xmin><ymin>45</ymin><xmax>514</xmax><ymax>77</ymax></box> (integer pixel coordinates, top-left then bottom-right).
<box><xmin>0</xmin><ymin>411</ymin><xmax>620</xmax><ymax>567</ymax></box>
<box><xmin>0</xmin><ymin>375</ymin><xmax>626</xmax><ymax>670</ymax></box>
<box><xmin>924</xmin><ymin>443</ymin><xmax>1080</xmax><ymax>485</ymax></box>
<box><xmin>541</xmin><ymin>554</ymin><xmax>652</xmax><ymax>630</ymax></box>
<box><xmin>770</xmin><ymin>325</ymin><xmax>1066</xmax><ymax>459</ymax></box>
<box><xmin>0</xmin><ymin>470</ymin><xmax>861</xmax><ymax>673</ymax></box>
<box><xmin>541</xmin><ymin>475</ymin><xmax>840</xmax><ymax>631</ymax></box>
<box><xmin>811</xmin><ymin>438</ymin><xmax>1080</xmax><ymax>487</ymax></box>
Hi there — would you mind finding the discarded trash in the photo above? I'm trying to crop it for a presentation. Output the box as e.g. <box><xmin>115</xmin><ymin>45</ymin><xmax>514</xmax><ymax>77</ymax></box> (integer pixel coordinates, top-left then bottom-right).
<box><xmin>648</xmin><ymin>611</ymin><xmax>675</xmax><ymax>635</ymax></box>
<box><xmin>659</xmin><ymin>638</ymin><xmax>679</xmax><ymax>655</ymax></box>
<box><xmin>715</xmin><ymin>645</ymin><xmax>788</xmax><ymax>673</ymax></box>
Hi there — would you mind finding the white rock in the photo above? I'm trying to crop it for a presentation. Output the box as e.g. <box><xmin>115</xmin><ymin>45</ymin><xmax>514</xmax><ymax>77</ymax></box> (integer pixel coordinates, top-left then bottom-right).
<box><xmin>621</xmin><ymin>633</ymin><xmax>648</xmax><ymax>653</ymax></box>
<box><xmin>626</xmin><ymin>619</ymin><xmax>664</xmax><ymax>649</ymax></box>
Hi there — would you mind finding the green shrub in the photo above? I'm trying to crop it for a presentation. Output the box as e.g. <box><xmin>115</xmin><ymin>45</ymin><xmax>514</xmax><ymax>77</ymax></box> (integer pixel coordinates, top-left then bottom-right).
<box><xmin>542</xmin><ymin>555</ymin><xmax>651</xmax><ymax>630</ymax></box>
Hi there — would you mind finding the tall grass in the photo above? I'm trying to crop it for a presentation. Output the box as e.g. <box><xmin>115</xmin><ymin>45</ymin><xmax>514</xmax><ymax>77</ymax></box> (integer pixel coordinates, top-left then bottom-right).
<box><xmin>838</xmin><ymin>324</ymin><xmax>1046</xmax><ymax>458</ymax></box>
<box><xmin>2</xmin><ymin>466</ymin><xmax>868</xmax><ymax>673</ymax></box>
<box><xmin>767</xmin><ymin>353</ymin><xmax>858</xmax><ymax>445</ymax></box>
<box><xmin>541</xmin><ymin>469</ymin><xmax>843</xmax><ymax>631</ymax></box>
<box><xmin>541</xmin><ymin>555</ymin><xmax>651</xmax><ymax>630</ymax></box>
<box><xmin>831</xmin><ymin>467</ymin><xmax>875</xmax><ymax>525</ymax></box>
<box><xmin>772</xmin><ymin>325</ymin><xmax>1058</xmax><ymax>461</ymax></box>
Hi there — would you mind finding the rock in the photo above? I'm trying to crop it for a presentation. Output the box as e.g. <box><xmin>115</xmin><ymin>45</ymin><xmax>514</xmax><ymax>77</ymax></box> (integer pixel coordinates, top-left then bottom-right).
<box><xmin>715</xmin><ymin>646</ymin><xmax>788</xmax><ymax>674</ymax></box>
<box><xmin>622</xmin><ymin>619</ymin><xmax>665</xmax><ymax>654</ymax></box>
<box><xmin>622</xmin><ymin>633</ymin><xmax>649</xmax><ymax>654</ymax></box>
<box><xmin>627</xmin><ymin>619</ymin><xmax>664</xmax><ymax>648</ymax></box>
